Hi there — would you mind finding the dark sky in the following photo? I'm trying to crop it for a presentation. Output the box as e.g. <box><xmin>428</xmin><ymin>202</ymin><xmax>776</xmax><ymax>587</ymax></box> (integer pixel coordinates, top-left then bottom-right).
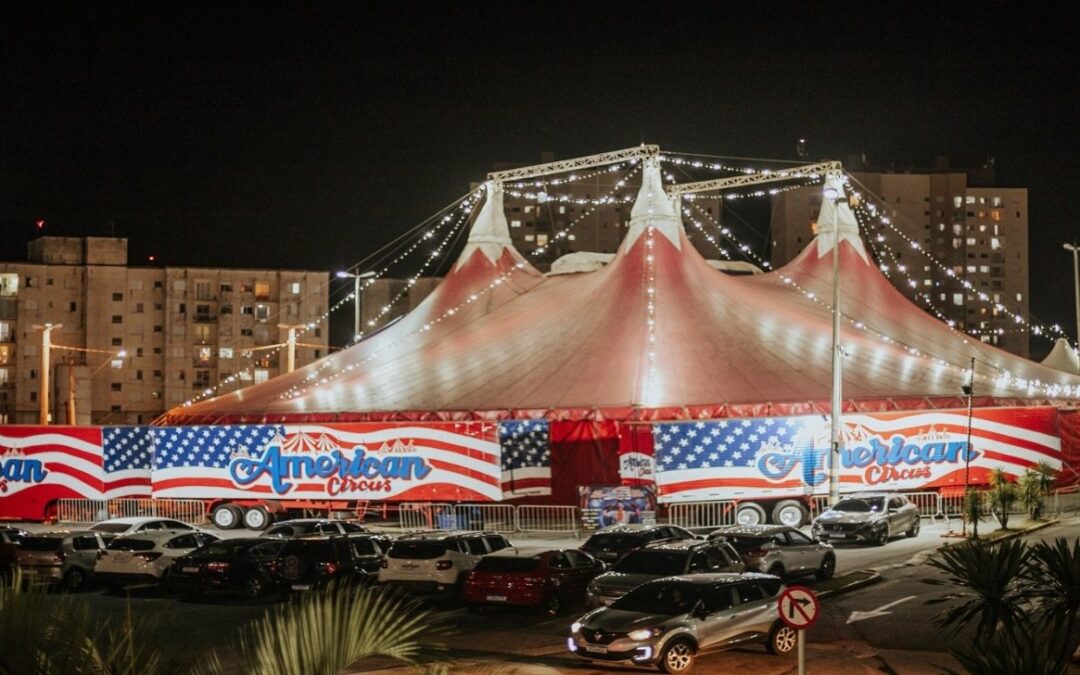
<box><xmin>3</xmin><ymin>2</ymin><xmax>1078</xmax><ymax>350</ymax></box>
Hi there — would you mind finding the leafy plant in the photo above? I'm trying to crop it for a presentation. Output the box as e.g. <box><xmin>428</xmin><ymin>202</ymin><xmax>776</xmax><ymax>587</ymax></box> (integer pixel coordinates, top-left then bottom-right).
<box><xmin>1023</xmin><ymin>537</ymin><xmax>1080</xmax><ymax>663</ymax></box>
<box><xmin>963</xmin><ymin>487</ymin><xmax>982</xmax><ymax>539</ymax></box>
<box><xmin>236</xmin><ymin>583</ymin><xmax>449</xmax><ymax>675</ymax></box>
<box><xmin>923</xmin><ymin>538</ymin><xmax>1028</xmax><ymax>642</ymax></box>
<box><xmin>946</xmin><ymin>623</ymin><xmax>1068</xmax><ymax>675</ymax></box>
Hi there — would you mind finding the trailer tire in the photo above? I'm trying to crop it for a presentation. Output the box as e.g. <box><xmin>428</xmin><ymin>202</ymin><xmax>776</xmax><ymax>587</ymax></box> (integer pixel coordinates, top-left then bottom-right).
<box><xmin>211</xmin><ymin>504</ymin><xmax>243</xmax><ymax>530</ymax></box>
<box><xmin>735</xmin><ymin>502</ymin><xmax>767</xmax><ymax>526</ymax></box>
<box><xmin>243</xmin><ymin>506</ymin><xmax>272</xmax><ymax>531</ymax></box>
<box><xmin>772</xmin><ymin>500</ymin><xmax>809</xmax><ymax>527</ymax></box>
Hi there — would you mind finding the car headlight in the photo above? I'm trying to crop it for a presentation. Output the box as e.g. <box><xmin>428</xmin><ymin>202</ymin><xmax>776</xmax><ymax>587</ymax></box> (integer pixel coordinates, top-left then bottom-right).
<box><xmin>628</xmin><ymin>628</ymin><xmax>654</xmax><ymax>641</ymax></box>
<box><xmin>571</xmin><ymin>622</ymin><xmax>583</xmax><ymax>633</ymax></box>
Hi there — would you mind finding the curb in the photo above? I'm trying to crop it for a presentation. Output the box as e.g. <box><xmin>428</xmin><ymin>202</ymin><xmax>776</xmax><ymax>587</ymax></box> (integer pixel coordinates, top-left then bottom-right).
<box><xmin>817</xmin><ymin>570</ymin><xmax>883</xmax><ymax>598</ymax></box>
<box><xmin>938</xmin><ymin>518</ymin><xmax>1060</xmax><ymax>550</ymax></box>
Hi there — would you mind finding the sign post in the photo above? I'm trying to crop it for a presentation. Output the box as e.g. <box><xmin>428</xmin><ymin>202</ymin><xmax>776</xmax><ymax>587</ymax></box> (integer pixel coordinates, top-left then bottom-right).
<box><xmin>777</xmin><ymin>585</ymin><xmax>820</xmax><ymax>675</ymax></box>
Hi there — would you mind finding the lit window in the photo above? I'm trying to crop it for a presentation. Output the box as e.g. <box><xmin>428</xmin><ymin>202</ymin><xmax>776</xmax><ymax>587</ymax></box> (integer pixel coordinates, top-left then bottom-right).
<box><xmin>966</xmin><ymin>238</ymin><xmax>976</xmax><ymax>245</ymax></box>
<box><xmin>966</xmin><ymin>196</ymin><xmax>976</xmax><ymax>204</ymax></box>
<box><xmin>511</xmin><ymin>220</ymin><xmax>522</xmax><ymax>228</ymax></box>
<box><xmin>568</xmin><ymin>234</ymin><xmax>576</xmax><ymax>241</ymax></box>
<box><xmin>558</xmin><ymin>206</ymin><xmax>566</xmax><ymax>214</ymax></box>
<box><xmin>290</xmin><ymin>282</ymin><xmax>301</xmax><ymax>294</ymax></box>
<box><xmin>953</xmin><ymin>294</ymin><xmax>964</xmax><ymax>306</ymax></box>
<box><xmin>990</xmin><ymin>238</ymin><xmax>1002</xmax><ymax>250</ymax></box>
<box><xmin>953</xmin><ymin>196</ymin><xmax>963</xmax><ymax>208</ymax></box>
<box><xmin>524</xmin><ymin>234</ymin><xmax>535</xmax><ymax>242</ymax></box>
<box><xmin>923</xmin><ymin>279</ymin><xmax>932</xmax><ymax>286</ymax></box>
<box><xmin>1016</xmin><ymin>293</ymin><xmax>1023</xmax><ymax>302</ymax></box>
<box><xmin>524</xmin><ymin>206</ymin><xmax>533</xmax><ymax>214</ymax></box>
<box><xmin>254</xmin><ymin>369</ymin><xmax>269</xmax><ymax>384</ymax></box>
<box><xmin>967</xmin><ymin>266</ymin><xmax>977</xmax><ymax>273</ymax></box>
<box><xmin>537</xmin><ymin>234</ymin><xmax>549</xmax><ymax>247</ymax></box>
<box><xmin>979</xmin><ymin>265</ymin><xmax>990</xmax><ymax>274</ymax></box>
<box><xmin>220</xmin><ymin>347</ymin><xmax>233</xmax><ymax>359</ymax></box>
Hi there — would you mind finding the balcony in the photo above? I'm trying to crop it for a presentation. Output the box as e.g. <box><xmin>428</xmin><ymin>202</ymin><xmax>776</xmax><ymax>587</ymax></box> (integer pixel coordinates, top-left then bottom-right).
<box><xmin>194</xmin><ymin>313</ymin><xmax>217</xmax><ymax>323</ymax></box>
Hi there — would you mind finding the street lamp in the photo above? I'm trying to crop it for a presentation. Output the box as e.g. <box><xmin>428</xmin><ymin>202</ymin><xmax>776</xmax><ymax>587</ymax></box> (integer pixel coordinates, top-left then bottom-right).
<box><xmin>336</xmin><ymin>270</ymin><xmax>378</xmax><ymax>341</ymax></box>
<box><xmin>32</xmin><ymin>323</ymin><xmax>62</xmax><ymax>424</ymax></box>
<box><xmin>824</xmin><ymin>181</ymin><xmax>848</xmax><ymax>507</ymax></box>
<box><xmin>1065</xmin><ymin>243</ymin><xmax>1080</xmax><ymax>350</ymax></box>
<box><xmin>962</xmin><ymin>357</ymin><xmax>976</xmax><ymax>537</ymax></box>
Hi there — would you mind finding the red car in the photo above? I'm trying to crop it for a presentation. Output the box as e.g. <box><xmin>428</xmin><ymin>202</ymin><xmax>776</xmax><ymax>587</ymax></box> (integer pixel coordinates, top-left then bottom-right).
<box><xmin>464</xmin><ymin>547</ymin><xmax>606</xmax><ymax>615</ymax></box>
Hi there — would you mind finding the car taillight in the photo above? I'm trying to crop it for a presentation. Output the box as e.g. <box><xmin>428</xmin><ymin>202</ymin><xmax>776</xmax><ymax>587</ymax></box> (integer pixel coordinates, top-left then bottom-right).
<box><xmin>134</xmin><ymin>552</ymin><xmax>163</xmax><ymax>562</ymax></box>
<box><xmin>267</xmin><ymin>560</ymin><xmax>281</xmax><ymax>573</ymax></box>
<box><xmin>53</xmin><ymin>551</ymin><xmax>66</xmax><ymax>564</ymax></box>
<box><xmin>317</xmin><ymin>561</ymin><xmax>338</xmax><ymax>575</ymax></box>
<box><xmin>436</xmin><ymin>560</ymin><xmax>453</xmax><ymax>571</ymax></box>
<box><xmin>206</xmin><ymin>562</ymin><xmax>229</xmax><ymax>573</ymax></box>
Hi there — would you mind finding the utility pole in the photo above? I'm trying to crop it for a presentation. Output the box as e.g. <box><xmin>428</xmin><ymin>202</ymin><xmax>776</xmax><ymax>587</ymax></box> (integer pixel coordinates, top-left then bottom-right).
<box><xmin>963</xmin><ymin>357</ymin><xmax>976</xmax><ymax>538</ymax></box>
<box><xmin>1065</xmin><ymin>243</ymin><xmax>1080</xmax><ymax>349</ymax></box>
<box><xmin>66</xmin><ymin>356</ymin><xmax>77</xmax><ymax>425</ymax></box>
<box><xmin>33</xmin><ymin>323</ymin><xmax>62</xmax><ymax>425</ymax></box>
<box><xmin>336</xmin><ymin>270</ymin><xmax>377</xmax><ymax>342</ymax></box>
<box><xmin>278</xmin><ymin>323</ymin><xmax>306</xmax><ymax>373</ymax></box>
<box><xmin>825</xmin><ymin>178</ymin><xmax>847</xmax><ymax>507</ymax></box>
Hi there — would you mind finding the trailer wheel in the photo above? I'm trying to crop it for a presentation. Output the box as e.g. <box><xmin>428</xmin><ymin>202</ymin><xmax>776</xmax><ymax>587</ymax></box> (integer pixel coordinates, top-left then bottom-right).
<box><xmin>735</xmin><ymin>502</ymin><xmax>767</xmax><ymax>525</ymax></box>
<box><xmin>772</xmin><ymin>500</ymin><xmax>809</xmax><ymax>527</ymax></box>
<box><xmin>243</xmin><ymin>506</ymin><xmax>272</xmax><ymax>531</ymax></box>
<box><xmin>211</xmin><ymin>504</ymin><xmax>243</xmax><ymax>530</ymax></box>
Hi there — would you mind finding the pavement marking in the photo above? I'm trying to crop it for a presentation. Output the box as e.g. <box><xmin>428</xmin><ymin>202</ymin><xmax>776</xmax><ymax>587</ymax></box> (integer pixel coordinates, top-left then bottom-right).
<box><xmin>846</xmin><ymin>595</ymin><xmax>917</xmax><ymax>624</ymax></box>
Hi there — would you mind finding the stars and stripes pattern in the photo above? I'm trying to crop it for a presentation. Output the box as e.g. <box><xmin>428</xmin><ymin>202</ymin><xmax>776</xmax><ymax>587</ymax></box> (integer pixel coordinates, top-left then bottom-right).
<box><xmin>499</xmin><ymin>420</ymin><xmax>551</xmax><ymax>497</ymax></box>
<box><xmin>102</xmin><ymin>427</ymin><xmax>155</xmax><ymax>498</ymax></box>
<box><xmin>152</xmin><ymin>425</ymin><xmax>283</xmax><ymax>470</ymax></box>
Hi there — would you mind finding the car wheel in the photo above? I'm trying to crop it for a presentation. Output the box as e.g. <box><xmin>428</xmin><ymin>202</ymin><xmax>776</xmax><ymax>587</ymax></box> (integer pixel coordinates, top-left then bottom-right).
<box><xmin>906</xmin><ymin>517</ymin><xmax>920</xmax><ymax>538</ymax></box>
<box><xmin>815</xmin><ymin>554</ymin><xmax>835</xmax><ymax>581</ymax></box>
<box><xmin>544</xmin><ymin>591</ymin><xmax>562</xmax><ymax>617</ymax></box>
<box><xmin>735</xmin><ymin>502</ymin><xmax>767</xmax><ymax>526</ymax></box>
<box><xmin>211</xmin><ymin>504</ymin><xmax>243</xmax><ymax>530</ymax></box>
<box><xmin>874</xmin><ymin>524</ymin><xmax>889</xmax><ymax>546</ymax></box>
<box><xmin>767</xmin><ymin>563</ymin><xmax>786</xmax><ymax>581</ymax></box>
<box><xmin>658</xmin><ymin>639</ymin><xmax>696</xmax><ymax>673</ymax></box>
<box><xmin>244</xmin><ymin>575</ymin><xmax>265</xmax><ymax>599</ymax></box>
<box><xmin>243</xmin><ymin>506</ymin><xmax>272</xmax><ymax>531</ymax></box>
<box><xmin>63</xmin><ymin>567</ymin><xmax>85</xmax><ymax>591</ymax></box>
<box><xmin>772</xmin><ymin>500</ymin><xmax>809</xmax><ymax>527</ymax></box>
<box><xmin>766</xmin><ymin>622</ymin><xmax>798</xmax><ymax>655</ymax></box>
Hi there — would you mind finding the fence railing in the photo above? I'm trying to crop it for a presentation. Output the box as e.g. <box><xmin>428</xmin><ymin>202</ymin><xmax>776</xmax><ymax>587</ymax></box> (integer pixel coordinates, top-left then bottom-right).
<box><xmin>516</xmin><ymin>505</ymin><xmax>579</xmax><ymax>537</ymax></box>
<box><xmin>56</xmin><ymin>498</ymin><xmax>209</xmax><ymax>525</ymax></box>
<box><xmin>391</xmin><ymin>503</ymin><xmax>577</xmax><ymax>536</ymax></box>
<box><xmin>667</xmin><ymin>501</ymin><xmax>737</xmax><ymax>529</ymax></box>
<box><xmin>1053</xmin><ymin>486</ymin><xmax>1080</xmax><ymax>515</ymax></box>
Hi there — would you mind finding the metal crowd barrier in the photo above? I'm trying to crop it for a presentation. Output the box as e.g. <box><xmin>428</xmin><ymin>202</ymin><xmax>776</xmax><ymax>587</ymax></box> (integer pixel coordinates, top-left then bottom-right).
<box><xmin>55</xmin><ymin>498</ymin><xmax>208</xmax><ymax>525</ymax></box>
<box><xmin>516</xmin><ymin>505</ymin><xmax>580</xmax><ymax>537</ymax></box>
<box><xmin>667</xmin><ymin>500</ymin><xmax>737</xmax><ymax>529</ymax></box>
<box><xmin>1053</xmin><ymin>486</ymin><xmax>1080</xmax><ymax>515</ymax></box>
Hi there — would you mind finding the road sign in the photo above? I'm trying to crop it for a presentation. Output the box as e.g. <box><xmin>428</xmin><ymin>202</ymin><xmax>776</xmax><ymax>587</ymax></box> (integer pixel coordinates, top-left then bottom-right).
<box><xmin>777</xmin><ymin>585</ymin><xmax>820</xmax><ymax>630</ymax></box>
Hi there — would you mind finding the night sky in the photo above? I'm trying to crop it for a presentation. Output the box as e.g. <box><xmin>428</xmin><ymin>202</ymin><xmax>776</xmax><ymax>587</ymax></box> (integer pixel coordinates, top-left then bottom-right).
<box><xmin>3</xmin><ymin>3</ymin><xmax>1078</xmax><ymax>352</ymax></box>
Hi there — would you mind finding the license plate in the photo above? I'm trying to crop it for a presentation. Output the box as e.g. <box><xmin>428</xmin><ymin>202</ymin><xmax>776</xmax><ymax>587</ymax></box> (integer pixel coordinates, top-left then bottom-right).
<box><xmin>829</xmin><ymin>533</ymin><xmax>850</xmax><ymax>538</ymax></box>
<box><xmin>182</xmin><ymin>566</ymin><xmax>199</xmax><ymax>573</ymax></box>
<box><xmin>291</xmin><ymin>584</ymin><xmax>311</xmax><ymax>591</ymax></box>
<box><xmin>585</xmin><ymin>645</ymin><xmax>608</xmax><ymax>654</ymax></box>
<box><xmin>401</xmin><ymin>564</ymin><xmax>418</xmax><ymax>569</ymax></box>
<box><xmin>486</xmin><ymin>594</ymin><xmax>507</xmax><ymax>602</ymax></box>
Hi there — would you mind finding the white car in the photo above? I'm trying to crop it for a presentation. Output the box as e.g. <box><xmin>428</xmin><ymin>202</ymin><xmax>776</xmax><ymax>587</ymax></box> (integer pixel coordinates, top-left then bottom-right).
<box><xmin>378</xmin><ymin>530</ymin><xmax>512</xmax><ymax>596</ymax></box>
<box><xmin>95</xmin><ymin>529</ymin><xmax>218</xmax><ymax>590</ymax></box>
<box><xmin>89</xmin><ymin>517</ymin><xmax>203</xmax><ymax>536</ymax></box>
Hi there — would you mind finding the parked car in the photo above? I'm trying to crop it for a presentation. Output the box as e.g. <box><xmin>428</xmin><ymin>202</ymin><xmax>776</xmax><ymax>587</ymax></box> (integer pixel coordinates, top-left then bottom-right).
<box><xmin>811</xmin><ymin>493</ymin><xmax>920</xmax><ymax>545</ymax></box>
<box><xmin>16</xmin><ymin>530</ymin><xmax>113</xmax><ymax>590</ymax></box>
<box><xmin>0</xmin><ymin>525</ymin><xmax>30</xmax><ymax>582</ymax></box>
<box><xmin>89</xmin><ymin>517</ymin><xmax>202</xmax><ymax>536</ymax></box>
<box><xmin>267</xmin><ymin>533</ymin><xmax>391</xmax><ymax>594</ymax></box>
<box><xmin>586</xmin><ymin>539</ymin><xmax>744</xmax><ymax>608</ymax></box>
<box><xmin>579</xmin><ymin>525</ymin><xmax>698</xmax><ymax>566</ymax></box>
<box><xmin>464</xmin><ymin>547</ymin><xmax>605</xmax><ymax>615</ymax></box>
<box><xmin>569</xmin><ymin>573</ymin><xmax>795</xmax><ymax>673</ymax></box>
<box><xmin>95</xmin><ymin>529</ymin><xmax>219</xmax><ymax>591</ymax></box>
<box><xmin>261</xmin><ymin>518</ymin><xmax>369</xmax><ymax>539</ymax></box>
<box><xmin>168</xmin><ymin>538</ymin><xmax>286</xmax><ymax>599</ymax></box>
<box><xmin>708</xmin><ymin>524</ymin><xmax>835</xmax><ymax>580</ymax></box>
<box><xmin>379</xmin><ymin>530</ymin><xmax>512</xmax><ymax>597</ymax></box>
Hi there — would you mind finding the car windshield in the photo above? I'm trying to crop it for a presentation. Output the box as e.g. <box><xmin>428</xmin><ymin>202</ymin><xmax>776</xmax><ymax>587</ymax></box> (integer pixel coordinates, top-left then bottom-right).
<box><xmin>612</xmin><ymin>550</ymin><xmax>688</xmax><ymax>575</ymax></box>
<box><xmin>90</xmin><ymin>523</ymin><xmax>132</xmax><ymax>534</ymax></box>
<box><xmin>834</xmin><ymin>498</ymin><xmax>884</xmax><ymax>513</ymax></box>
<box><xmin>475</xmin><ymin>556</ymin><xmax>541</xmax><ymax>573</ymax></box>
<box><xmin>611</xmin><ymin>581</ymin><xmax>703</xmax><ymax>615</ymax></box>
<box><xmin>107</xmin><ymin>538</ymin><xmax>156</xmax><ymax>552</ymax></box>
<box><xmin>20</xmin><ymin>537</ymin><xmax>64</xmax><ymax>552</ymax></box>
<box><xmin>583</xmin><ymin>534</ymin><xmax>644</xmax><ymax>551</ymax></box>
<box><xmin>719</xmin><ymin>536</ymin><xmax>769</xmax><ymax>554</ymax></box>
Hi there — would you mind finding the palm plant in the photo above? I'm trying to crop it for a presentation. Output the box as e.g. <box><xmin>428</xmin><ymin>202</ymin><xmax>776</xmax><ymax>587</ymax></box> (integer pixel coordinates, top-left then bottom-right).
<box><xmin>946</xmin><ymin>624</ymin><xmax>1068</xmax><ymax>675</ymax></box>
<box><xmin>923</xmin><ymin>538</ymin><xmax>1029</xmax><ymax>642</ymax></box>
<box><xmin>989</xmin><ymin>466</ymin><xmax>1018</xmax><ymax>529</ymax></box>
<box><xmin>1023</xmin><ymin>537</ymin><xmax>1080</xmax><ymax>663</ymax></box>
<box><xmin>236</xmin><ymin>583</ymin><xmax>449</xmax><ymax>675</ymax></box>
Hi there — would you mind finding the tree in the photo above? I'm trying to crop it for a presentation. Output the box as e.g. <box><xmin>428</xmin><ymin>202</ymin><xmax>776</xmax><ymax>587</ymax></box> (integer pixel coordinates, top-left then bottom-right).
<box><xmin>989</xmin><ymin>466</ymin><xmax>1018</xmax><ymax>530</ymax></box>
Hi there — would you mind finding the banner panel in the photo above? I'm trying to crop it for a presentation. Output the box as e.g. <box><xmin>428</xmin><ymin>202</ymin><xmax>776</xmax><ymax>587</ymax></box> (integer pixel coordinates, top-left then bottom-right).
<box><xmin>0</xmin><ymin>425</ymin><xmax>104</xmax><ymax>518</ymax></box>
<box><xmin>151</xmin><ymin>422</ymin><xmax>502</xmax><ymax>502</ymax></box>
<box><xmin>654</xmin><ymin>407</ymin><xmax>1060</xmax><ymax>503</ymax></box>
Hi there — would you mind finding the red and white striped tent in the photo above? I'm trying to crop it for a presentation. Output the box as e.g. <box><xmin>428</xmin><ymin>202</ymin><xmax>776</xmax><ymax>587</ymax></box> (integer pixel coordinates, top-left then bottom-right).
<box><xmin>162</xmin><ymin>160</ymin><xmax>1080</xmax><ymax>500</ymax></box>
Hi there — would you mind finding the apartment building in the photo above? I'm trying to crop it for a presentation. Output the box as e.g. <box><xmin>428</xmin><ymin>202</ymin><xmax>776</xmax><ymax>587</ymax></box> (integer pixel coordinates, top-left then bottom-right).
<box><xmin>769</xmin><ymin>160</ymin><xmax>1030</xmax><ymax>357</ymax></box>
<box><xmin>0</xmin><ymin>237</ymin><xmax>328</xmax><ymax>425</ymax></box>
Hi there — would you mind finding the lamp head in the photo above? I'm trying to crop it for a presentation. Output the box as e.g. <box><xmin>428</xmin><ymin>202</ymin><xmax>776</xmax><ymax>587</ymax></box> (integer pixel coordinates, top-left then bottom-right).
<box><xmin>335</xmin><ymin>270</ymin><xmax>352</xmax><ymax>279</ymax></box>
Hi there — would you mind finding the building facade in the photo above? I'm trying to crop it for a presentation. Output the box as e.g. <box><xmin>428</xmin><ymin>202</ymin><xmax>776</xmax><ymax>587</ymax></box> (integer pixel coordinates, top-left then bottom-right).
<box><xmin>0</xmin><ymin>237</ymin><xmax>328</xmax><ymax>425</ymax></box>
<box><xmin>770</xmin><ymin>163</ymin><xmax>1030</xmax><ymax>357</ymax></box>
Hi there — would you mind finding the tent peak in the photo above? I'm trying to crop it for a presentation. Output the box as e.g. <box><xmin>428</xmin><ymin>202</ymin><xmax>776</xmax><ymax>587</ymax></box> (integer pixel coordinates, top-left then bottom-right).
<box><xmin>813</xmin><ymin>172</ymin><xmax>869</xmax><ymax>264</ymax></box>
<box><xmin>455</xmin><ymin>181</ymin><xmax>524</xmax><ymax>269</ymax></box>
<box><xmin>621</xmin><ymin>158</ymin><xmax>683</xmax><ymax>252</ymax></box>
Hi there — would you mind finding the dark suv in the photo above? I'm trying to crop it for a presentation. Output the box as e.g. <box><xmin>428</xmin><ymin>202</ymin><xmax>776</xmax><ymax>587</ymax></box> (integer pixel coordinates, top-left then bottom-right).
<box><xmin>580</xmin><ymin>525</ymin><xmax>697</xmax><ymax>565</ymax></box>
<box><xmin>586</xmin><ymin>539</ymin><xmax>744</xmax><ymax>608</ymax></box>
<box><xmin>268</xmin><ymin>534</ymin><xmax>390</xmax><ymax>594</ymax></box>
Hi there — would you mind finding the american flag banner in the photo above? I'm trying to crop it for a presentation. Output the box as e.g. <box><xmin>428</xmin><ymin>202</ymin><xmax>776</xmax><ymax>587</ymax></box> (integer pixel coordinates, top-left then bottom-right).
<box><xmin>152</xmin><ymin>423</ymin><xmax>503</xmax><ymax>502</ymax></box>
<box><xmin>102</xmin><ymin>427</ymin><xmax>154</xmax><ymax>498</ymax></box>
<box><xmin>654</xmin><ymin>407</ymin><xmax>1061</xmax><ymax>503</ymax></box>
<box><xmin>500</xmin><ymin>420</ymin><xmax>552</xmax><ymax>497</ymax></box>
<box><xmin>0</xmin><ymin>426</ymin><xmax>104</xmax><ymax>519</ymax></box>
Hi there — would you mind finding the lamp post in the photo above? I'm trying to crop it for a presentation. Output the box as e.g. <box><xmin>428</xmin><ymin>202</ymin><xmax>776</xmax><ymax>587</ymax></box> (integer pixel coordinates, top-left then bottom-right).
<box><xmin>824</xmin><ymin>182</ymin><xmax>847</xmax><ymax>507</ymax></box>
<box><xmin>336</xmin><ymin>270</ymin><xmax>378</xmax><ymax>341</ymax></box>
<box><xmin>962</xmin><ymin>357</ymin><xmax>976</xmax><ymax>538</ymax></box>
<box><xmin>32</xmin><ymin>323</ymin><xmax>62</xmax><ymax>424</ymax></box>
<box><xmin>277</xmin><ymin>323</ymin><xmax>307</xmax><ymax>373</ymax></box>
<box><xmin>1065</xmin><ymin>243</ymin><xmax>1080</xmax><ymax>349</ymax></box>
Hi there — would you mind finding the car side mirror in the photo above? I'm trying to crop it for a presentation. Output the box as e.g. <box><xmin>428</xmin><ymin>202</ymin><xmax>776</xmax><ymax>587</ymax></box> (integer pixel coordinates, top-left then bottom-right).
<box><xmin>594</xmin><ymin>560</ymin><xmax>607</xmax><ymax>571</ymax></box>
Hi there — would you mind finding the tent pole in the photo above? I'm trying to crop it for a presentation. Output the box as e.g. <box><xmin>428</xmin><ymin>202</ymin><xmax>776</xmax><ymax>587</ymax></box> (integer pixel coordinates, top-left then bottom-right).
<box><xmin>827</xmin><ymin>180</ymin><xmax>845</xmax><ymax>507</ymax></box>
